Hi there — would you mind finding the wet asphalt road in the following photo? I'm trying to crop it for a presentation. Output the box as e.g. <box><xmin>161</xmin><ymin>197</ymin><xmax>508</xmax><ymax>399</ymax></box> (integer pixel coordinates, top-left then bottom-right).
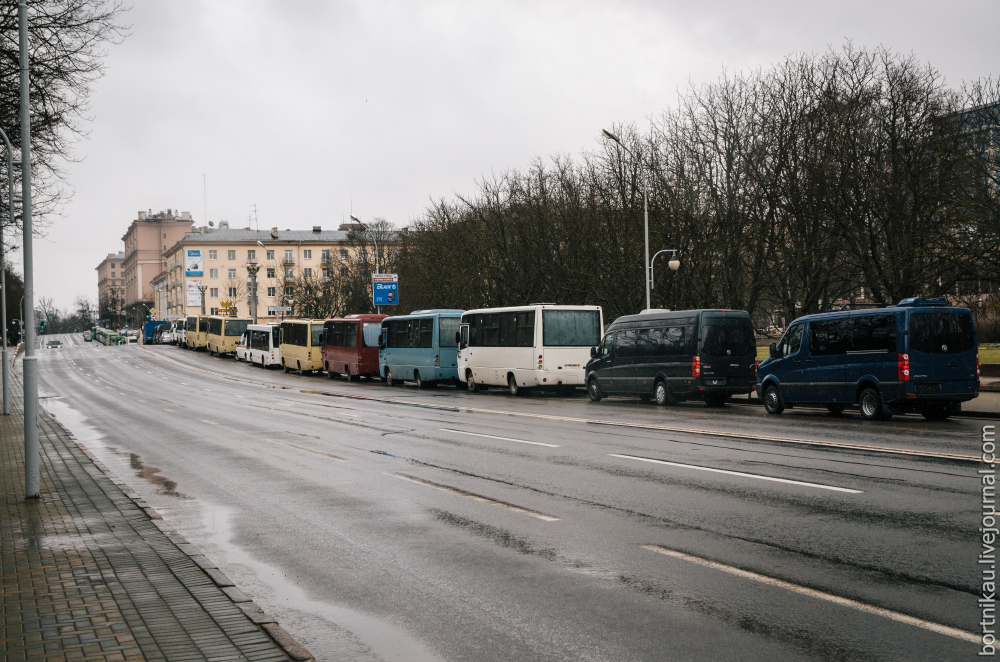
<box><xmin>34</xmin><ymin>335</ymin><xmax>981</xmax><ymax>661</ymax></box>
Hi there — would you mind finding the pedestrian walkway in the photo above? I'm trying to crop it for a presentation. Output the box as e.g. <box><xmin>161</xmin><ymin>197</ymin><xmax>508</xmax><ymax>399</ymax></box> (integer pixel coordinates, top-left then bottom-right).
<box><xmin>1</xmin><ymin>387</ymin><xmax>313</xmax><ymax>661</ymax></box>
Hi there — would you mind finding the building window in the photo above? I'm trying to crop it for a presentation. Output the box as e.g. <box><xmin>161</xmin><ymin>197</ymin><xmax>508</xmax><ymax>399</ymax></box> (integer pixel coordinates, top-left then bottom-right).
<box><xmin>303</xmin><ymin>249</ymin><xmax>312</xmax><ymax>259</ymax></box>
<box><xmin>321</xmin><ymin>249</ymin><xmax>330</xmax><ymax>262</ymax></box>
<box><xmin>284</xmin><ymin>286</ymin><xmax>293</xmax><ymax>295</ymax></box>
<box><xmin>266</xmin><ymin>250</ymin><xmax>274</xmax><ymax>260</ymax></box>
<box><xmin>110</xmin><ymin>263</ymin><xmax>115</xmax><ymax>268</ymax></box>
<box><xmin>339</xmin><ymin>249</ymin><xmax>348</xmax><ymax>260</ymax></box>
<box><xmin>209</xmin><ymin>250</ymin><xmax>217</xmax><ymax>260</ymax></box>
<box><xmin>248</xmin><ymin>249</ymin><xmax>256</xmax><ymax>262</ymax></box>
<box><xmin>267</xmin><ymin>287</ymin><xmax>276</xmax><ymax>297</ymax></box>
<box><xmin>303</xmin><ymin>268</ymin><xmax>312</xmax><ymax>278</ymax></box>
<box><xmin>284</xmin><ymin>268</ymin><xmax>293</xmax><ymax>279</ymax></box>
<box><xmin>227</xmin><ymin>250</ymin><xmax>236</xmax><ymax>260</ymax></box>
<box><xmin>111</xmin><ymin>272</ymin><xmax>115</xmax><ymax>277</ymax></box>
<box><xmin>209</xmin><ymin>268</ymin><xmax>218</xmax><ymax>279</ymax></box>
<box><xmin>322</xmin><ymin>268</ymin><xmax>330</xmax><ymax>279</ymax></box>
<box><xmin>209</xmin><ymin>287</ymin><xmax>219</xmax><ymax>298</ymax></box>
<box><xmin>284</xmin><ymin>250</ymin><xmax>293</xmax><ymax>263</ymax></box>
<box><xmin>228</xmin><ymin>268</ymin><xmax>236</xmax><ymax>279</ymax></box>
<box><xmin>266</xmin><ymin>268</ymin><xmax>275</xmax><ymax>278</ymax></box>
<box><xmin>228</xmin><ymin>287</ymin><xmax>237</xmax><ymax>297</ymax></box>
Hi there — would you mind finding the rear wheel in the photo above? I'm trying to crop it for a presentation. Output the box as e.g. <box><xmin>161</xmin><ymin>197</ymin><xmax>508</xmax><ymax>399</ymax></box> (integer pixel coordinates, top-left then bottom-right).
<box><xmin>348</xmin><ymin>366</ymin><xmax>360</xmax><ymax>382</ymax></box>
<box><xmin>859</xmin><ymin>387</ymin><xmax>888</xmax><ymax>421</ymax></box>
<box><xmin>466</xmin><ymin>371</ymin><xmax>479</xmax><ymax>393</ymax></box>
<box><xmin>328</xmin><ymin>367</ymin><xmax>336</xmax><ymax>379</ymax></box>
<box><xmin>386</xmin><ymin>370</ymin><xmax>396</xmax><ymax>387</ymax></box>
<box><xmin>654</xmin><ymin>380</ymin><xmax>672</xmax><ymax>406</ymax></box>
<box><xmin>587</xmin><ymin>376</ymin><xmax>602</xmax><ymax>402</ymax></box>
<box><xmin>508</xmin><ymin>374</ymin><xmax>520</xmax><ymax>396</ymax></box>
<box><xmin>763</xmin><ymin>385</ymin><xmax>784</xmax><ymax>415</ymax></box>
<box><xmin>416</xmin><ymin>371</ymin><xmax>425</xmax><ymax>389</ymax></box>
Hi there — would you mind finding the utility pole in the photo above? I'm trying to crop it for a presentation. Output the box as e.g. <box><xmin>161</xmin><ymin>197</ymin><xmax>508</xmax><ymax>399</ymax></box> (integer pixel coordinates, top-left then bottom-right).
<box><xmin>20</xmin><ymin>0</ymin><xmax>39</xmax><ymax>498</ymax></box>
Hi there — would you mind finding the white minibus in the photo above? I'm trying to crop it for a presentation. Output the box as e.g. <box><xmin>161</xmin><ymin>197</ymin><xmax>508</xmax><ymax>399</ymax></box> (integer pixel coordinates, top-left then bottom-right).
<box><xmin>457</xmin><ymin>304</ymin><xmax>603</xmax><ymax>395</ymax></box>
<box><xmin>246</xmin><ymin>323</ymin><xmax>280</xmax><ymax>367</ymax></box>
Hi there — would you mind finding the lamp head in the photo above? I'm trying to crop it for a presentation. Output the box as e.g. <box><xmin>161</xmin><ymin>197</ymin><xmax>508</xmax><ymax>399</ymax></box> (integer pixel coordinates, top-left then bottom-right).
<box><xmin>668</xmin><ymin>258</ymin><xmax>680</xmax><ymax>271</ymax></box>
<box><xmin>601</xmin><ymin>129</ymin><xmax>620</xmax><ymax>143</ymax></box>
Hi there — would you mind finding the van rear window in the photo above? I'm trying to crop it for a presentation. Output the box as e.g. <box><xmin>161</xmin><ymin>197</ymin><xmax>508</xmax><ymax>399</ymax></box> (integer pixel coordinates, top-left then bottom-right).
<box><xmin>701</xmin><ymin>324</ymin><xmax>755</xmax><ymax>356</ymax></box>
<box><xmin>909</xmin><ymin>313</ymin><xmax>974</xmax><ymax>354</ymax></box>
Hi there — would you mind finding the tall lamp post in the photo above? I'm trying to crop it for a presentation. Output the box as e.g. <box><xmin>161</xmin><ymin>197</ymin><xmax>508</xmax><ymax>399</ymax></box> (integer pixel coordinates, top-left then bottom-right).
<box><xmin>349</xmin><ymin>215</ymin><xmax>381</xmax><ymax>313</ymax></box>
<box><xmin>197</xmin><ymin>283</ymin><xmax>208</xmax><ymax>315</ymax></box>
<box><xmin>20</xmin><ymin>0</ymin><xmax>40</xmax><ymax>498</ymax></box>
<box><xmin>0</xmin><ymin>126</ymin><xmax>19</xmax><ymax>416</ymax></box>
<box><xmin>601</xmin><ymin>129</ymin><xmax>651</xmax><ymax>311</ymax></box>
<box><xmin>246</xmin><ymin>260</ymin><xmax>260</xmax><ymax>323</ymax></box>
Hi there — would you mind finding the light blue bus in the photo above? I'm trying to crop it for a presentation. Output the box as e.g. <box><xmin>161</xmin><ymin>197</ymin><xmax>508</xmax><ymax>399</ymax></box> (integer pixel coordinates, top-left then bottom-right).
<box><xmin>379</xmin><ymin>310</ymin><xmax>464</xmax><ymax>388</ymax></box>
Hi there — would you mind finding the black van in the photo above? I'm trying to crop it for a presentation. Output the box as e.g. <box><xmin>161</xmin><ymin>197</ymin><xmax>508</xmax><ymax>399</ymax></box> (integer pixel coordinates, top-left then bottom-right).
<box><xmin>585</xmin><ymin>309</ymin><xmax>757</xmax><ymax>406</ymax></box>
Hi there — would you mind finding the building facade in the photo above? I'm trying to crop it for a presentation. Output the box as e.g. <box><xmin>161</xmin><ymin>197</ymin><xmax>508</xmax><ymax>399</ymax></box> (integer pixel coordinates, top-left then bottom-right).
<box><xmin>96</xmin><ymin>252</ymin><xmax>126</xmax><ymax>327</ymax></box>
<box><xmin>121</xmin><ymin>209</ymin><xmax>194</xmax><ymax>327</ymax></box>
<box><xmin>161</xmin><ymin>223</ymin><xmax>385</xmax><ymax>323</ymax></box>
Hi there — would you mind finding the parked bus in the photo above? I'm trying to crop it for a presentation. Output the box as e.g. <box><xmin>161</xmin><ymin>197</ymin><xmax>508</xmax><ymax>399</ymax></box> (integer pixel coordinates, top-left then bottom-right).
<box><xmin>323</xmin><ymin>314</ymin><xmax>387</xmax><ymax>380</ymax></box>
<box><xmin>757</xmin><ymin>297</ymin><xmax>980</xmax><ymax>421</ymax></box>
<box><xmin>246</xmin><ymin>323</ymin><xmax>280</xmax><ymax>367</ymax></box>
<box><xmin>205</xmin><ymin>315</ymin><xmax>252</xmax><ymax>356</ymax></box>
<box><xmin>586</xmin><ymin>309</ymin><xmax>757</xmax><ymax>406</ymax></box>
<box><xmin>379</xmin><ymin>310</ymin><xmax>464</xmax><ymax>387</ymax></box>
<box><xmin>185</xmin><ymin>315</ymin><xmax>210</xmax><ymax>350</ymax></box>
<box><xmin>279</xmin><ymin>319</ymin><xmax>325</xmax><ymax>373</ymax></box>
<box><xmin>457</xmin><ymin>305</ymin><xmax>603</xmax><ymax>395</ymax></box>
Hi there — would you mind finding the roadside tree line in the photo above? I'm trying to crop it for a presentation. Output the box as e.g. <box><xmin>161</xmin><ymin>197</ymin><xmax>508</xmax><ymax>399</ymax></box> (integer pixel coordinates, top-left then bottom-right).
<box><xmin>394</xmin><ymin>45</ymin><xmax>1000</xmax><ymax>338</ymax></box>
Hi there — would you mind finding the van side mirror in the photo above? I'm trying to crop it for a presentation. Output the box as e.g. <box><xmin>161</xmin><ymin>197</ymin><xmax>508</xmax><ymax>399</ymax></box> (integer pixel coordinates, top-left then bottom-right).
<box><xmin>769</xmin><ymin>342</ymin><xmax>779</xmax><ymax>359</ymax></box>
<box><xmin>590</xmin><ymin>346</ymin><xmax>598</xmax><ymax>358</ymax></box>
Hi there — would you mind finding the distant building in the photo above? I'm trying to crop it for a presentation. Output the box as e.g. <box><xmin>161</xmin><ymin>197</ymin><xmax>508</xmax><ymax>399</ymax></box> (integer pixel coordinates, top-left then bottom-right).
<box><xmin>96</xmin><ymin>252</ymin><xmax>126</xmax><ymax>327</ymax></box>
<box><xmin>121</xmin><ymin>209</ymin><xmax>194</xmax><ymax>327</ymax></box>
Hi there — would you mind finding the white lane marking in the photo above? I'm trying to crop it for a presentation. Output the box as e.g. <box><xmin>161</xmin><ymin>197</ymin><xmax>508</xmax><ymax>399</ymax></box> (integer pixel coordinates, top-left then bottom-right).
<box><xmin>393</xmin><ymin>474</ymin><xmax>559</xmax><ymax>521</ymax></box>
<box><xmin>439</xmin><ymin>428</ymin><xmax>560</xmax><ymax>448</ymax></box>
<box><xmin>643</xmin><ymin>545</ymin><xmax>977</xmax><ymax>643</ymax></box>
<box><xmin>200</xmin><ymin>419</ymin><xmax>218</xmax><ymax>425</ymax></box>
<box><xmin>265</xmin><ymin>438</ymin><xmax>346</xmax><ymax>462</ymax></box>
<box><xmin>278</xmin><ymin>402</ymin><xmax>294</xmax><ymax>406</ymax></box>
<box><xmin>610</xmin><ymin>454</ymin><xmax>862</xmax><ymax>493</ymax></box>
<box><xmin>163</xmin><ymin>408</ymin><xmax>175</xmax><ymax>413</ymax></box>
<box><xmin>203</xmin><ymin>389</ymin><xmax>213</xmax><ymax>392</ymax></box>
<box><xmin>234</xmin><ymin>395</ymin><xmax>246</xmax><ymax>398</ymax></box>
<box><xmin>136</xmin><ymin>399</ymin><xmax>145</xmax><ymax>403</ymax></box>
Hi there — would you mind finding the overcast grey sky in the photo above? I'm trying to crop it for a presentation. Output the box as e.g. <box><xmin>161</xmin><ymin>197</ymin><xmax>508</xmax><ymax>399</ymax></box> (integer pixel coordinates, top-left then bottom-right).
<box><xmin>21</xmin><ymin>0</ymin><xmax>1000</xmax><ymax>311</ymax></box>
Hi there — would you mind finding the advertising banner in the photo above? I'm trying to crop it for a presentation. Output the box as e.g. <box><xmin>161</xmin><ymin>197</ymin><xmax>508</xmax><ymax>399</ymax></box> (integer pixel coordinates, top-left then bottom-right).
<box><xmin>372</xmin><ymin>274</ymin><xmax>399</xmax><ymax>306</ymax></box>
<box><xmin>186</xmin><ymin>280</ymin><xmax>203</xmax><ymax>307</ymax></box>
<box><xmin>185</xmin><ymin>249</ymin><xmax>203</xmax><ymax>277</ymax></box>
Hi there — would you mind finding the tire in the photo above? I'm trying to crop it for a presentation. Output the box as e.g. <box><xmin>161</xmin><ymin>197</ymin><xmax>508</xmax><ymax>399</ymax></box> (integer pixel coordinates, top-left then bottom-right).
<box><xmin>508</xmin><ymin>374</ymin><xmax>520</xmax><ymax>396</ymax></box>
<box><xmin>587</xmin><ymin>376</ymin><xmax>602</xmax><ymax>402</ymax></box>
<box><xmin>466</xmin><ymin>371</ymin><xmax>479</xmax><ymax>393</ymax></box>
<box><xmin>859</xmin><ymin>387</ymin><xmax>886</xmax><ymax>421</ymax></box>
<box><xmin>416</xmin><ymin>371</ymin><xmax>425</xmax><ymax>389</ymax></box>
<box><xmin>705</xmin><ymin>393</ymin><xmax>729</xmax><ymax>408</ymax></box>
<box><xmin>328</xmin><ymin>367</ymin><xmax>336</xmax><ymax>379</ymax></box>
<box><xmin>654</xmin><ymin>380</ymin><xmax>671</xmax><ymax>406</ymax></box>
<box><xmin>827</xmin><ymin>404</ymin><xmax>846</xmax><ymax>415</ymax></box>
<box><xmin>763</xmin><ymin>385</ymin><xmax>784</xmax><ymax>415</ymax></box>
<box><xmin>386</xmin><ymin>370</ymin><xmax>395</xmax><ymax>387</ymax></box>
<box><xmin>922</xmin><ymin>407</ymin><xmax>951</xmax><ymax>421</ymax></box>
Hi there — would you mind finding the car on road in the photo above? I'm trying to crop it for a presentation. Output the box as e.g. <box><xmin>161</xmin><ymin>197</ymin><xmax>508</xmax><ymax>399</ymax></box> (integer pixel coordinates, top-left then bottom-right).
<box><xmin>158</xmin><ymin>330</ymin><xmax>174</xmax><ymax>344</ymax></box>
<box><xmin>46</xmin><ymin>339</ymin><xmax>63</xmax><ymax>349</ymax></box>
<box><xmin>83</xmin><ymin>331</ymin><xmax>92</xmax><ymax>342</ymax></box>
<box><xmin>757</xmin><ymin>297</ymin><xmax>980</xmax><ymax>421</ymax></box>
<box><xmin>586</xmin><ymin>308</ymin><xmax>757</xmax><ymax>406</ymax></box>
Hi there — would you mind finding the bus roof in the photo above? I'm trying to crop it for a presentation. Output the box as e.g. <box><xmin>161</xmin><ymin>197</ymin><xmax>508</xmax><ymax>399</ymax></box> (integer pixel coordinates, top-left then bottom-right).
<box><xmin>383</xmin><ymin>309</ymin><xmax>465</xmax><ymax>321</ymax></box>
<box><xmin>461</xmin><ymin>304</ymin><xmax>602</xmax><ymax>316</ymax></box>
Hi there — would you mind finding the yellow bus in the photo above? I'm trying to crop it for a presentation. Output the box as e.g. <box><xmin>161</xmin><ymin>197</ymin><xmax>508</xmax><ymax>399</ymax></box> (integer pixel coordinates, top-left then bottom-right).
<box><xmin>185</xmin><ymin>315</ymin><xmax>210</xmax><ymax>350</ymax></box>
<box><xmin>279</xmin><ymin>319</ymin><xmax>325</xmax><ymax>373</ymax></box>
<box><xmin>205</xmin><ymin>315</ymin><xmax>253</xmax><ymax>356</ymax></box>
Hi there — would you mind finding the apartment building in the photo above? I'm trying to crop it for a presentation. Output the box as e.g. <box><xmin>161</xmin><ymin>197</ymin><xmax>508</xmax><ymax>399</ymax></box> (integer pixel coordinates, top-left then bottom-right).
<box><xmin>161</xmin><ymin>222</ymin><xmax>381</xmax><ymax>322</ymax></box>
<box><xmin>96</xmin><ymin>252</ymin><xmax>126</xmax><ymax>326</ymax></box>
<box><xmin>121</xmin><ymin>209</ymin><xmax>194</xmax><ymax>326</ymax></box>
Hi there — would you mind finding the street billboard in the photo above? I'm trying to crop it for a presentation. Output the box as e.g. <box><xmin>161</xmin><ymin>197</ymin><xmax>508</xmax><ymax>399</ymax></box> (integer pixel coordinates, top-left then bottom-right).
<box><xmin>185</xmin><ymin>249</ymin><xmax>203</xmax><ymax>277</ymax></box>
<box><xmin>186</xmin><ymin>280</ymin><xmax>203</xmax><ymax>306</ymax></box>
<box><xmin>372</xmin><ymin>273</ymin><xmax>398</xmax><ymax>306</ymax></box>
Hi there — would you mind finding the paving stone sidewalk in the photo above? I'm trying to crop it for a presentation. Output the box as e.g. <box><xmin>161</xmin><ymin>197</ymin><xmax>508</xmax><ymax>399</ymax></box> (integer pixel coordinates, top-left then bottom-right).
<box><xmin>1</xmin><ymin>388</ymin><xmax>313</xmax><ymax>661</ymax></box>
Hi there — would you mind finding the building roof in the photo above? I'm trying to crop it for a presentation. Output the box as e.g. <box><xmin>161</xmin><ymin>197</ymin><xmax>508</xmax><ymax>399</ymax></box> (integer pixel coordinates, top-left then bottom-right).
<box><xmin>181</xmin><ymin>228</ymin><xmax>352</xmax><ymax>243</ymax></box>
<box><xmin>97</xmin><ymin>252</ymin><xmax>126</xmax><ymax>267</ymax></box>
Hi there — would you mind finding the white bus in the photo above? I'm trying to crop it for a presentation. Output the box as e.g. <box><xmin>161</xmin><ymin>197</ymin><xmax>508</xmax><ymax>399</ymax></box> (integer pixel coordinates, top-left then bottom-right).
<box><xmin>457</xmin><ymin>304</ymin><xmax>603</xmax><ymax>395</ymax></box>
<box><xmin>245</xmin><ymin>323</ymin><xmax>280</xmax><ymax>367</ymax></box>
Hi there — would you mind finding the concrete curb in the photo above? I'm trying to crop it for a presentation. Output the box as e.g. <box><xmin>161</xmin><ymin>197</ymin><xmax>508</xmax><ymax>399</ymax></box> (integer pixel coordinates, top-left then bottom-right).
<box><xmin>72</xmin><ymin>437</ymin><xmax>316</xmax><ymax>662</ymax></box>
<box><xmin>730</xmin><ymin>394</ymin><xmax>1000</xmax><ymax>419</ymax></box>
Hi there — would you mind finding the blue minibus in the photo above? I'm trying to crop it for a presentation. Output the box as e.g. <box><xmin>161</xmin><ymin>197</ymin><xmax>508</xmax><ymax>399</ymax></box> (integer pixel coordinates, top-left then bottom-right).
<box><xmin>756</xmin><ymin>297</ymin><xmax>980</xmax><ymax>421</ymax></box>
<box><xmin>379</xmin><ymin>310</ymin><xmax>464</xmax><ymax>387</ymax></box>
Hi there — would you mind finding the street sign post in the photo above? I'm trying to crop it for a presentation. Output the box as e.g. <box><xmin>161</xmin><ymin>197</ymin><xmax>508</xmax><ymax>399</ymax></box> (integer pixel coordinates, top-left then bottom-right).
<box><xmin>372</xmin><ymin>273</ymin><xmax>398</xmax><ymax>306</ymax></box>
<box><xmin>268</xmin><ymin>306</ymin><xmax>292</xmax><ymax>314</ymax></box>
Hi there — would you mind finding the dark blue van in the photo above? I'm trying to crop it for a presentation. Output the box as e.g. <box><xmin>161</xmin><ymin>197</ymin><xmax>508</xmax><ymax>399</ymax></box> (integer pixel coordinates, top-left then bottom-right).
<box><xmin>756</xmin><ymin>297</ymin><xmax>980</xmax><ymax>421</ymax></box>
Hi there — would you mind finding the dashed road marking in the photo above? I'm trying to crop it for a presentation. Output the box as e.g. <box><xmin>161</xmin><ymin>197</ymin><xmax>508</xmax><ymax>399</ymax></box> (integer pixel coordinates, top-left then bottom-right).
<box><xmin>439</xmin><ymin>428</ymin><xmax>560</xmax><ymax>448</ymax></box>
<box><xmin>265</xmin><ymin>438</ymin><xmax>346</xmax><ymax>462</ymax></box>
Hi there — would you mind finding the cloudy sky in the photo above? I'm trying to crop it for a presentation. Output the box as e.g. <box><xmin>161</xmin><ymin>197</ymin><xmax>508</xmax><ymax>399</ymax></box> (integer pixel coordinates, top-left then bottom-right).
<box><xmin>19</xmin><ymin>0</ymin><xmax>1000</xmax><ymax>311</ymax></box>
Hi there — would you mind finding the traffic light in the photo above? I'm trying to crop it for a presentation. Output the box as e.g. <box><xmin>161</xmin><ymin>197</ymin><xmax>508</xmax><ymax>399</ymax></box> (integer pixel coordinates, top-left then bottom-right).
<box><xmin>39</xmin><ymin>317</ymin><xmax>45</xmax><ymax>334</ymax></box>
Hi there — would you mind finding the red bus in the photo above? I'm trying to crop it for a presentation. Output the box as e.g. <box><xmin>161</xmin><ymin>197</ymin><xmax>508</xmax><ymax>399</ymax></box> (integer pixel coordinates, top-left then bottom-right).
<box><xmin>322</xmin><ymin>314</ymin><xmax>387</xmax><ymax>380</ymax></box>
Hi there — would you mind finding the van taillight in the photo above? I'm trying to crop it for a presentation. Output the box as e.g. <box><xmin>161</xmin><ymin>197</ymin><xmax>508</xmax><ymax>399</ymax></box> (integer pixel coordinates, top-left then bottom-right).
<box><xmin>897</xmin><ymin>353</ymin><xmax>910</xmax><ymax>381</ymax></box>
<box><xmin>692</xmin><ymin>356</ymin><xmax>701</xmax><ymax>378</ymax></box>
<box><xmin>977</xmin><ymin>353</ymin><xmax>981</xmax><ymax>378</ymax></box>
<box><xmin>753</xmin><ymin>356</ymin><xmax>758</xmax><ymax>379</ymax></box>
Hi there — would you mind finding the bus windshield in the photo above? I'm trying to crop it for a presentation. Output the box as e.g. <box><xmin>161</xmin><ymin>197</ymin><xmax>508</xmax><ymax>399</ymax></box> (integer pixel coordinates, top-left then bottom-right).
<box><xmin>439</xmin><ymin>317</ymin><xmax>461</xmax><ymax>347</ymax></box>
<box><xmin>362</xmin><ymin>322</ymin><xmax>381</xmax><ymax>348</ymax></box>
<box><xmin>543</xmin><ymin>310</ymin><xmax>601</xmax><ymax>347</ymax></box>
<box><xmin>225</xmin><ymin>320</ymin><xmax>249</xmax><ymax>337</ymax></box>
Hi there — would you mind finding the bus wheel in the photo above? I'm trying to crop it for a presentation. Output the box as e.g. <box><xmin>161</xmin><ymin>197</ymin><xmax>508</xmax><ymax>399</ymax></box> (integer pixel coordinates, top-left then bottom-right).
<box><xmin>415</xmin><ymin>371</ymin><xmax>425</xmax><ymax>389</ymax></box>
<box><xmin>654</xmin><ymin>380</ymin><xmax>673</xmax><ymax>406</ymax></box>
<box><xmin>328</xmin><ymin>367</ymin><xmax>336</xmax><ymax>379</ymax></box>
<box><xmin>507</xmin><ymin>374</ymin><xmax>520</xmax><ymax>396</ymax></box>
<box><xmin>763</xmin><ymin>385</ymin><xmax>784</xmax><ymax>414</ymax></box>
<box><xmin>587</xmin><ymin>376</ymin><xmax>602</xmax><ymax>402</ymax></box>
<box><xmin>386</xmin><ymin>370</ymin><xmax>395</xmax><ymax>386</ymax></box>
<box><xmin>348</xmin><ymin>366</ymin><xmax>360</xmax><ymax>382</ymax></box>
<box><xmin>466</xmin><ymin>371</ymin><xmax>479</xmax><ymax>393</ymax></box>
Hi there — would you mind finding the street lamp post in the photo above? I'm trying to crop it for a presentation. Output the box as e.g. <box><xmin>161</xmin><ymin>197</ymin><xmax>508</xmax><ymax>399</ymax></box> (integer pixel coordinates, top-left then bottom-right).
<box><xmin>198</xmin><ymin>284</ymin><xmax>207</xmax><ymax>315</ymax></box>
<box><xmin>20</xmin><ymin>0</ymin><xmax>41</xmax><ymax>498</ymax></box>
<box><xmin>246</xmin><ymin>260</ymin><xmax>260</xmax><ymax>324</ymax></box>
<box><xmin>350</xmin><ymin>215</ymin><xmax>381</xmax><ymax>313</ymax></box>
<box><xmin>0</xmin><ymin>126</ymin><xmax>19</xmax><ymax>416</ymax></box>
